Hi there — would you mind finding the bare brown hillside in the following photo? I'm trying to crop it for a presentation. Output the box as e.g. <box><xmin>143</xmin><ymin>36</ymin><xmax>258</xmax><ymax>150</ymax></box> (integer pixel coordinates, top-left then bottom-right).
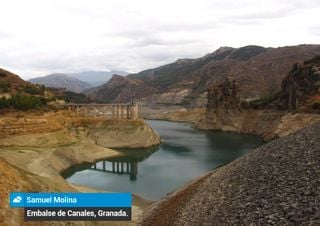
<box><xmin>87</xmin><ymin>45</ymin><xmax>320</xmax><ymax>107</ymax></box>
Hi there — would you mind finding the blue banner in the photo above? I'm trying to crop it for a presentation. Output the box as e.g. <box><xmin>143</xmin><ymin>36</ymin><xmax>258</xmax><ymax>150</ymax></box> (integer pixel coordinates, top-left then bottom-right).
<box><xmin>10</xmin><ymin>192</ymin><xmax>132</xmax><ymax>208</ymax></box>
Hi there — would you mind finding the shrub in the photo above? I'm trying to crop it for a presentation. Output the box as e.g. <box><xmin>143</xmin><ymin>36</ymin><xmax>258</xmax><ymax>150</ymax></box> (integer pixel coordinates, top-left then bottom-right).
<box><xmin>61</xmin><ymin>91</ymin><xmax>92</xmax><ymax>103</ymax></box>
<box><xmin>0</xmin><ymin>97</ymin><xmax>9</xmax><ymax>109</ymax></box>
<box><xmin>248</xmin><ymin>92</ymin><xmax>281</xmax><ymax>109</ymax></box>
<box><xmin>23</xmin><ymin>84</ymin><xmax>45</xmax><ymax>95</ymax></box>
<box><xmin>0</xmin><ymin>94</ymin><xmax>48</xmax><ymax>110</ymax></box>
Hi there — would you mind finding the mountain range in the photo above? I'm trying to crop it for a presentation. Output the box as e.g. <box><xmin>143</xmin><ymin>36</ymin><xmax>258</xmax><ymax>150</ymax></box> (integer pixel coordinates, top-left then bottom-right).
<box><xmin>67</xmin><ymin>70</ymin><xmax>128</xmax><ymax>86</ymax></box>
<box><xmin>28</xmin><ymin>73</ymin><xmax>92</xmax><ymax>93</ymax></box>
<box><xmin>86</xmin><ymin>44</ymin><xmax>320</xmax><ymax>106</ymax></box>
<box><xmin>28</xmin><ymin>70</ymin><xmax>129</xmax><ymax>93</ymax></box>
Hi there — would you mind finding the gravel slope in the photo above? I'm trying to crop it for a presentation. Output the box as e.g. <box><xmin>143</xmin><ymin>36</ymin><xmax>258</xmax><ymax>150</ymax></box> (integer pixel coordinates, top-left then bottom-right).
<box><xmin>141</xmin><ymin>122</ymin><xmax>320</xmax><ymax>225</ymax></box>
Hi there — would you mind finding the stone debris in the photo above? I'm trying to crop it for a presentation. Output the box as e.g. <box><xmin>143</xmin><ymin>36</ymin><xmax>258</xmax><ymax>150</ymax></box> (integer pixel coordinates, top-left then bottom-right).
<box><xmin>141</xmin><ymin>122</ymin><xmax>320</xmax><ymax>225</ymax></box>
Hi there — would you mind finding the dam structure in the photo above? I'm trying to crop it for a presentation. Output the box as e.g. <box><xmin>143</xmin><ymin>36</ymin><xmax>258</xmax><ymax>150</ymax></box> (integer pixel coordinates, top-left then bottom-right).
<box><xmin>60</xmin><ymin>103</ymin><xmax>139</xmax><ymax>120</ymax></box>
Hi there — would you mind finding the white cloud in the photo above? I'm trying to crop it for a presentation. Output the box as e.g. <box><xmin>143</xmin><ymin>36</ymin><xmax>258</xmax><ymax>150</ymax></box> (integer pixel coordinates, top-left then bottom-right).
<box><xmin>0</xmin><ymin>0</ymin><xmax>319</xmax><ymax>79</ymax></box>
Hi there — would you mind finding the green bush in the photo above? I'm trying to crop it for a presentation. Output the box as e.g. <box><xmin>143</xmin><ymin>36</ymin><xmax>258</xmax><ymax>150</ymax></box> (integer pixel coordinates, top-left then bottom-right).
<box><xmin>0</xmin><ymin>94</ymin><xmax>47</xmax><ymax>110</ymax></box>
<box><xmin>0</xmin><ymin>97</ymin><xmax>9</xmax><ymax>108</ymax></box>
<box><xmin>61</xmin><ymin>91</ymin><xmax>92</xmax><ymax>103</ymax></box>
<box><xmin>248</xmin><ymin>92</ymin><xmax>281</xmax><ymax>109</ymax></box>
<box><xmin>23</xmin><ymin>84</ymin><xmax>45</xmax><ymax>95</ymax></box>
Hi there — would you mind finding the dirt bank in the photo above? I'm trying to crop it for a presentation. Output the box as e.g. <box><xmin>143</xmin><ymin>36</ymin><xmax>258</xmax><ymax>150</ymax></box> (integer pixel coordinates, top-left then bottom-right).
<box><xmin>141</xmin><ymin>105</ymin><xmax>320</xmax><ymax>141</ymax></box>
<box><xmin>196</xmin><ymin>109</ymin><xmax>320</xmax><ymax>141</ymax></box>
<box><xmin>140</xmin><ymin>106</ymin><xmax>205</xmax><ymax>123</ymax></box>
<box><xmin>0</xmin><ymin>111</ymin><xmax>160</xmax><ymax>226</ymax></box>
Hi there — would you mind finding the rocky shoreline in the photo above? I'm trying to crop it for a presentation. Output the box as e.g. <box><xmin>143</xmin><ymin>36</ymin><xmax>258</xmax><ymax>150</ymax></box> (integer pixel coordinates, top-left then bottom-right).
<box><xmin>140</xmin><ymin>122</ymin><xmax>320</xmax><ymax>225</ymax></box>
<box><xmin>141</xmin><ymin>105</ymin><xmax>320</xmax><ymax>141</ymax></box>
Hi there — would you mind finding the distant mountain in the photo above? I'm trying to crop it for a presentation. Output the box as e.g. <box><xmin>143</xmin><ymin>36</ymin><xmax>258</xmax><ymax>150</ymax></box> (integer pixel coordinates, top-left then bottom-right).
<box><xmin>68</xmin><ymin>70</ymin><xmax>129</xmax><ymax>86</ymax></box>
<box><xmin>28</xmin><ymin>73</ymin><xmax>92</xmax><ymax>93</ymax></box>
<box><xmin>85</xmin><ymin>74</ymin><xmax>157</xmax><ymax>103</ymax></box>
<box><xmin>87</xmin><ymin>44</ymin><xmax>320</xmax><ymax>106</ymax></box>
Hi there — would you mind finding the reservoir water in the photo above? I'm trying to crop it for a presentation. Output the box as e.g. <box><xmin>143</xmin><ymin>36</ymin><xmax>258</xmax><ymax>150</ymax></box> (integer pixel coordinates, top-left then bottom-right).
<box><xmin>64</xmin><ymin>120</ymin><xmax>264</xmax><ymax>200</ymax></box>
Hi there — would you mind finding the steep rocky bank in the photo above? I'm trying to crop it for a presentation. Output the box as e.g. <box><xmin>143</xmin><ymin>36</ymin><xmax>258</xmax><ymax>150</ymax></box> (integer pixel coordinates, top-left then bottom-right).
<box><xmin>140</xmin><ymin>122</ymin><xmax>320</xmax><ymax>225</ymax></box>
<box><xmin>140</xmin><ymin>105</ymin><xmax>205</xmax><ymax>123</ymax></box>
<box><xmin>0</xmin><ymin>111</ymin><xmax>160</xmax><ymax>225</ymax></box>
<box><xmin>196</xmin><ymin>58</ymin><xmax>320</xmax><ymax>140</ymax></box>
<box><xmin>197</xmin><ymin>109</ymin><xmax>320</xmax><ymax>141</ymax></box>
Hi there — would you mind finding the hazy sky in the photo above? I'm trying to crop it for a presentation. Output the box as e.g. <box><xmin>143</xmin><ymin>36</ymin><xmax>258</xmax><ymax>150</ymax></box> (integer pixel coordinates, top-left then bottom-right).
<box><xmin>0</xmin><ymin>0</ymin><xmax>319</xmax><ymax>79</ymax></box>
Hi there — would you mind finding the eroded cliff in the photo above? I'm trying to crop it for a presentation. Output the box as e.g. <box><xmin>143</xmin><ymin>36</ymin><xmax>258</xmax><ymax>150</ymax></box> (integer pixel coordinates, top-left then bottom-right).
<box><xmin>196</xmin><ymin>58</ymin><xmax>320</xmax><ymax>140</ymax></box>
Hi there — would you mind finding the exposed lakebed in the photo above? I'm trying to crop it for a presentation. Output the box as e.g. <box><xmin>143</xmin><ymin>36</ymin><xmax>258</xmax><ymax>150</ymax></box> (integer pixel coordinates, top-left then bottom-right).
<box><xmin>64</xmin><ymin>120</ymin><xmax>264</xmax><ymax>200</ymax></box>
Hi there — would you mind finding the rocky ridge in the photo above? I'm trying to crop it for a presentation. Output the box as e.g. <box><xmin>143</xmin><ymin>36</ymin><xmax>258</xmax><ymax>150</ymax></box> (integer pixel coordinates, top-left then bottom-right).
<box><xmin>87</xmin><ymin>45</ymin><xmax>320</xmax><ymax>107</ymax></box>
<box><xmin>85</xmin><ymin>74</ymin><xmax>157</xmax><ymax>103</ymax></box>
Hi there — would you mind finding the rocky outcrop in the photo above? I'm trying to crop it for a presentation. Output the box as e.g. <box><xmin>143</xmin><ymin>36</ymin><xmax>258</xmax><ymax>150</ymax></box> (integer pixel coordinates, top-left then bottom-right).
<box><xmin>207</xmin><ymin>77</ymin><xmax>240</xmax><ymax>110</ymax></box>
<box><xmin>140</xmin><ymin>122</ymin><xmax>320</xmax><ymax>225</ymax></box>
<box><xmin>201</xmin><ymin>77</ymin><xmax>243</xmax><ymax>131</ymax></box>
<box><xmin>197</xmin><ymin>58</ymin><xmax>320</xmax><ymax>140</ymax></box>
<box><xmin>277</xmin><ymin>56</ymin><xmax>320</xmax><ymax>112</ymax></box>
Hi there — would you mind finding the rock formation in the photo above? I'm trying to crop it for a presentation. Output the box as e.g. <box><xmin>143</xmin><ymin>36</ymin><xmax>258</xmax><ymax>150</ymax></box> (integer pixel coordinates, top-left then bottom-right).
<box><xmin>201</xmin><ymin>77</ymin><xmax>242</xmax><ymax>131</ymax></box>
<box><xmin>207</xmin><ymin>77</ymin><xmax>240</xmax><ymax>110</ymax></box>
<box><xmin>277</xmin><ymin>56</ymin><xmax>320</xmax><ymax>112</ymax></box>
<box><xmin>196</xmin><ymin>60</ymin><xmax>320</xmax><ymax>140</ymax></box>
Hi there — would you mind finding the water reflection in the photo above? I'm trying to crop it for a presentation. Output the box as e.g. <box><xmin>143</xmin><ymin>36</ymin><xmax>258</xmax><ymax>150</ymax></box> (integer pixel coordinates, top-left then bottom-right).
<box><xmin>91</xmin><ymin>160</ymin><xmax>138</xmax><ymax>181</ymax></box>
<box><xmin>86</xmin><ymin>147</ymin><xmax>157</xmax><ymax>182</ymax></box>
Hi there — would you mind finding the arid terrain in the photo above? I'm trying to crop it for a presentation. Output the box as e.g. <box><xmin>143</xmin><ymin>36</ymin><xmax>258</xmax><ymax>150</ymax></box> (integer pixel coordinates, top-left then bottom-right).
<box><xmin>1</xmin><ymin>49</ymin><xmax>320</xmax><ymax>226</ymax></box>
<box><xmin>0</xmin><ymin>110</ymin><xmax>160</xmax><ymax>226</ymax></box>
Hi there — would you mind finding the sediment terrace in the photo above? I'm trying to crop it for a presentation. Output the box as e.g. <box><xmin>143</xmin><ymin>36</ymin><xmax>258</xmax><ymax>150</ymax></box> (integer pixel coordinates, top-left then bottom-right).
<box><xmin>0</xmin><ymin>110</ymin><xmax>160</xmax><ymax>226</ymax></box>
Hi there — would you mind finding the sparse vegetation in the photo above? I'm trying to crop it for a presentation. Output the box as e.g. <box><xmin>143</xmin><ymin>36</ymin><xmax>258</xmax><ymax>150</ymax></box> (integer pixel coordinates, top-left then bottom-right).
<box><xmin>0</xmin><ymin>97</ymin><xmax>9</xmax><ymax>108</ymax></box>
<box><xmin>60</xmin><ymin>91</ymin><xmax>93</xmax><ymax>103</ymax></box>
<box><xmin>23</xmin><ymin>84</ymin><xmax>45</xmax><ymax>95</ymax></box>
<box><xmin>0</xmin><ymin>94</ymin><xmax>47</xmax><ymax>110</ymax></box>
<box><xmin>304</xmin><ymin>55</ymin><xmax>320</xmax><ymax>65</ymax></box>
<box><xmin>248</xmin><ymin>92</ymin><xmax>281</xmax><ymax>109</ymax></box>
